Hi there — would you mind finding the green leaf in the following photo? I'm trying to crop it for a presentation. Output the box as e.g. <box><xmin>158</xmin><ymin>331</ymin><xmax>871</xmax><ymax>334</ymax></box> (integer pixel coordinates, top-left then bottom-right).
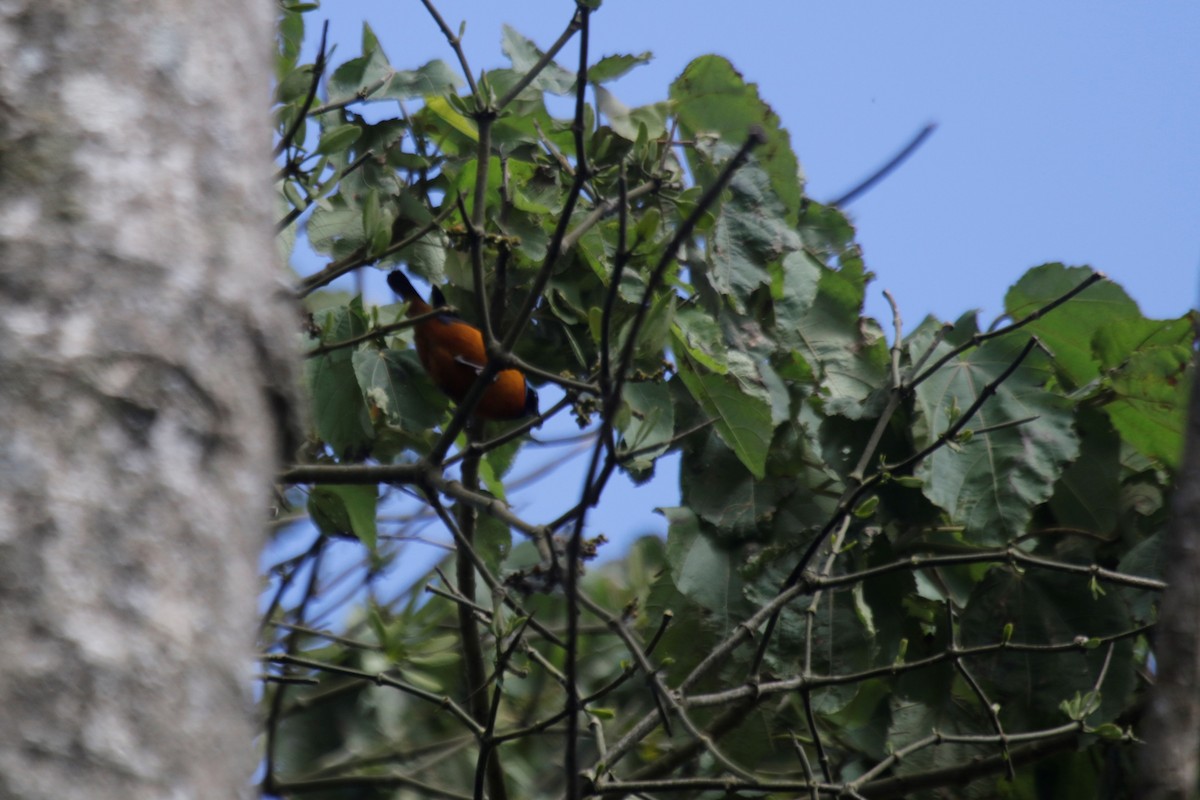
<box><xmin>588</xmin><ymin>52</ymin><xmax>652</xmax><ymax>84</ymax></box>
<box><xmin>913</xmin><ymin>336</ymin><xmax>1079</xmax><ymax>544</ymax></box>
<box><xmin>854</xmin><ymin>495</ymin><xmax>879</xmax><ymax>518</ymax></box>
<box><xmin>593</xmin><ymin>86</ymin><xmax>668</xmax><ymax>142</ymax></box>
<box><xmin>307</xmin><ymin>204</ymin><xmax>366</xmax><ymax>258</ymax></box>
<box><xmin>1092</xmin><ymin>314</ymin><xmax>1194</xmax><ymax>370</ymax></box>
<box><xmin>1003</xmin><ymin>264</ymin><xmax>1139</xmax><ymax>388</ymax></box>
<box><xmin>726</xmin><ymin>350</ymin><xmax>790</xmax><ymax>425</ymax></box>
<box><xmin>473</xmin><ymin>508</ymin><xmax>513</xmax><ymax>576</ymax></box>
<box><xmin>708</xmin><ymin>152</ymin><xmax>801</xmax><ymax>311</ymax></box>
<box><xmin>671</xmin><ymin>306</ymin><xmax>728</xmax><ymax>373</ymax></box>
<box><xmin>275</xmin><ymin>64</ymin><xmax>317</xmax><ymax>110</ymax></box>
<box><xmin>676</xmin><ymin>363</ymin><xmax>773</xmax><ymax>480</ymax></box>
<box><xmin>822</xmin><ymin>679</ymin><xmax>892</xmax><ymax>760</ymax></box>
<box><xmin>670</xmin><ymin>55</ymin><xmax>802</xmax><ymax>217</ymax></box>
<box><xmin>501</xmin><ymin>25</ymin><xmax>576</xmax><ymax>95</ymax></box>
<box><xmin>307</xmin><ymin>484</ymin><xmax>378</xmax><ymax>550</ymax></box>
<box><xmin>1098</xmin><ymin>322</ymin><xmax>1193</xmax><ymax>469</ymax></box>
<box><xmin>858</xmin><ymin>538</ymin><xmax>919</xmax><ymax>663</ymax></box>
<box><xmin>629</xmin><ymin>290</ymin><xmax>675</xmax><ymax>362</ymax></box>
<box><xmin>1104</xmin><ymin>347</ymin><xmax>1191</xmax><ymax>469</ymax></box>
<box><xmin>1090</xmin><ymin>722</ymin><xmax>1126</xmax><ymax>740</ymax></box>
<box><xmin>1049</xmin><ymin>409</ymin><xmax>1121</xmax><ymax>533</ymax></box>
<box><xmin>316</xmin><ymin>123</ymin><xmax>362</xmax><ymax>156</ymax></box>
<box><xmin>885</xmin><ymin>696</ymin><xmax>1002</xmax><ymax>786</ymax></box>
<box><xmin>360</xmin><ymin>188</ymin><xmax>388</xmax><ymax>256</ymax></box>
<box><xmin>481</xmin><ymin>436</ymin><xmax>523</xmax><ymax>486</ymax></box>
<box><xmin>379</xmin><ymin>59</ymin><xmax>461</xmax><ymax>100</ymax></box>
<box><xmin>807</xmin><ymin>590</ymin><xmax>874</xmax><ymax>713</ymax></box>
<box><xmin>741</xmin><ymin>563</ymin><xmax>872</xmax><ymax>712</ymax></box>
<box><xmin>352</xmin><ymin>347</ymin><xmax>445</xmax><ymax>431</ymax></box>
<box><xmin>425</xmin><ymin>94</ymin><xmax>479</xmax><ymax>141</ymax></box>
<box><xmin>776</xmin><ymin>250</ymin><xmax>888</xmax><ymax>419</ymax></box>
<box><xmin>1117</xmin><ymin>532</ymin><xmax>1163</xmax><ymax>625</ymax></box>
<box><xmin>327</xmin><ymin>35</ymin><xmax>393</xmax><ymax>105</ymax></box>
<box><xmin>306</xmin><ymin>303</ymin><xmax>373</xmax><ymax>456</ymax></box>
<box><xmin>361</xmin><ymin>21</ymin><xmax>380</xmax><ymax>56</ymax></box>
<box><xmin>679</xmin><ymin>426</ymin><xmax>785</xmax><ymax>535</ymax></box>
<box><xmin>617</xmin><ymin>381</ymin><xmax>675</xmax><ymax>479</ymax></box>
<box><xmin>661</xmin><ymin>507</ymin><xmax>744</xmax><ymax>621</ymax></box>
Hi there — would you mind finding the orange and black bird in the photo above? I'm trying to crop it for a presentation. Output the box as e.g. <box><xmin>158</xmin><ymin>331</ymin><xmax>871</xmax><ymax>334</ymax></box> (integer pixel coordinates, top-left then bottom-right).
<box><xmin>387</xmin><ymin>270</ymin><xmax>538</xmax><ymax>421</ymax></box>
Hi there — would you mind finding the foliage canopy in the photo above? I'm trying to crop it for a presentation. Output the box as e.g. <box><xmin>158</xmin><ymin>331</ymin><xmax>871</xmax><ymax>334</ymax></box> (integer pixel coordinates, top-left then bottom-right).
<box><xmin>268</xmin><ymin>4</ymin><xmax>1191</xmax><ymax>798</ymax></box>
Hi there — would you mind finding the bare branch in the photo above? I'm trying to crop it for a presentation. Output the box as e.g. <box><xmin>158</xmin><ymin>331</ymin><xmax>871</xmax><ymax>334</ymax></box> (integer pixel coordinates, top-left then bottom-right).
<box><xmin>417</xmin><ymin>0</ymin><xmax>479</xmax><ymax>98</ymax></box>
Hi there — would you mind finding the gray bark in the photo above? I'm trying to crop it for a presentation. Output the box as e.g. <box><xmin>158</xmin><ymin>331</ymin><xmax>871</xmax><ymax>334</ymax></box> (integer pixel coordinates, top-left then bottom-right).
<box><xmin>1140</xmin><ymin>336</ymin><xmax>1200</xmax><ymax>799</ymax></box>
<box><xmin>0</xmin><ymin>2</ymin><xmax>295</xmax><ymax>798</ymax></box>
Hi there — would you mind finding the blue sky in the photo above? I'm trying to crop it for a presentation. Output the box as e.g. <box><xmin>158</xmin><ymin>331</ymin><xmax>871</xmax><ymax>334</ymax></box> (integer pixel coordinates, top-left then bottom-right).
<box><xmin>292</xmin><ymin>1</ymin><xmax>1200</xmax><ymax>560</ymax></box>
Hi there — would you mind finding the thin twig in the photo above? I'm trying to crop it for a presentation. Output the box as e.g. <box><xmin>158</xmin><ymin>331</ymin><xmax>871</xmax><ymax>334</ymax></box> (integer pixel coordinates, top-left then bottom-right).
<box><xmin>495</xmin><ymin>9</ymin><xmax>584</xmax><ymax>111</ymax></box>
<box><xmin>418</xmin><ymin>0</ymin><xmax>479</xmax><ymax>98</ymax></box>
<box><xmin>944</xmin><ymin>600</ymin><xmax>1015</xmax><ymax>781</ymax></box>
<box><xmin>562</xmin><ymin>11</ymin><xmax>594</xmax><ymax>797</ymax></box>
<box><xmin>308</xmin><ymin>70</ymin><xmax>393</xmax><ymax>116</ymax></box>
<box><xmin>277</xmin><ymin>149</ymin><xmax>373</xmax><ymax>232</ymax></box>
<box><xmin>297</xmin><ymin>203</ymin><xmax>456</xmax><ymax>296</ymax></box>
<box><xmin>275</xmin><ymin>20</ymin><xmax>330</xmax><ymax>157</ymax></box>
<box><xmin>909</xmin><ymin>272</ymin><xmax>1106</xmax><ymax>388</ymax></box>
<box><xmin>304</xmin><ymin>307</ymin><xmax>449</xmax><ymax>358</ymax></box>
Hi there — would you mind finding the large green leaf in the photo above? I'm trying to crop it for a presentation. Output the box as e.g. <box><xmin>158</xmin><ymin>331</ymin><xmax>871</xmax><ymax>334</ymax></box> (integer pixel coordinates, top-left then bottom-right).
<box><xmin>306</xmin><ymin>204</ymin><xmax>366</xmax><ymax>258</ymax></box>
<box><xmin>315</xmin><ymin>123</ymin><xmax>362</xmax><ymax>156</ymax></box>
<box><xmin>1003</xmin><ymin>263</ymin><xmax>1139</xmax><ymax>388</ymax></box>
<box><xmin>327</xmin><ymin>23</ymin><xmax>394</xmax><ymax>103</ymax></box>
<box><xmin>1095</xmin><ymin>317</ymin><xmax>1194</xmax><ymax>469</ymax></box>
<box><xmin>472</xmin><ymin>508</ymin><xmax>513</xmax><ymax>577</ymax></box>
<box><xmin>379</xmin><ymin>60</ymin><xmax>461</xmax><ymax>101</ymax></box>
<box><xmin>617</xmin><ymin>381</ymin><xmax>675</xmax><ymax>479</ymax></box>
<box><xmin>593</xmin><ymin>85</ymin><xmax>668</xmax><ymax>141</ymax></box>
<box><xmin>306</xmin><ymin>302</ymin><xmax>373</xmax><ymax>457</ymax></box>
<box><xmin>424</xmin><ymin>94</ymin><xmax>479</xmax><ymax>142</ymax></box>
<box><xmin>886</xmin><ymin>690</ymin><xmax>996</xmax><ymax>788</ymax></box>
<box><xmin>707</xmin><ymin>152</ymin><xmax>801</xmax><ymax>312</ymax></box>
<box><xmin>1092</xmin><ymin>313</ymin><xmax>1195</xmax><ymax>369</ymax></box>
<box><xmin>671</xmin><ymin>305</ymin><xmax>729</xmax><ymax>373</ymax></box>
<box><xmin>352</xmin><ymin>347</ymin><xmax>446</xmax><ymax>432</ymax></box>
<box><xmin>776</xmin><ymin>250</ymin><xmax>887</xmax><ymax>419</ymax></box>
<box><xmin>1104</xmin><ymin>345</ymin><xmax>1191</xmax><ymax>469</ymax></box>
<box><xmin>676</xmin><ymin>361</ymin><xmax>773</xmax><ymax>479</ymax></box>
<box><xmin>1048</xmin><ymin>409</ymin><xmax>1121</xmax><ymax>534</ymax></box>
<box><xmin>501</xmin><ymin>25</ymin><xmax>576</xmax><ymax>96</ymax></box>
<box><xmin>912</xmin><ymin>336</ymin><xmax>1079</xmax><ymax>544</ymax></box>
<box><xmin>662</xmin><ymin>507</ymin><xmax>745</xmax><ymax>625</ymax></box>
<box><xmin>808</xmin><ymin>590</ymin><xmax>874</xmax><ymax>714</ymax></box>
<box><xmin>679</xmin><ymin>427</ymin><xmax>784</xmax><ymax>535</ymax></box>
<box><xmin>1117</xmin><ymin>532</ymin><xmax>1164</xmax><ymax>625</ymax></box>
<box><xmin>670</xmin><ymin>55</ymin><xmax>802</xmax><ymax>217</ymax></box>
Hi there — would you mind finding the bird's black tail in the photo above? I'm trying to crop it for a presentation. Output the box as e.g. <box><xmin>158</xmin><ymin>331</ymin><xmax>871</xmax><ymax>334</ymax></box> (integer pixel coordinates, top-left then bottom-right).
<box><xmin>386</xmin><ymin>270</ymin><xmax>421</xmax><ymax>301</ymax></box>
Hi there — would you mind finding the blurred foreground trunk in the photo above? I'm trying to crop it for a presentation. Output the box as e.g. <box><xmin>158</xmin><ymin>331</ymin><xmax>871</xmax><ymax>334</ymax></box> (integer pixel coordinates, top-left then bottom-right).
<box><xmin>0</xmin><ymin>2</ymin><xmax>295</xmax><ymax>798</ymax></box>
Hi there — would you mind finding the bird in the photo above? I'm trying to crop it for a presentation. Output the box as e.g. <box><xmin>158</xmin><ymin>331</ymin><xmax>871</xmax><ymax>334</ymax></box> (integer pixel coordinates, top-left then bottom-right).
<box><xmin>386</xmin><ymin>270</ymin><xmax>539</xmax><ymax>421</ymax></box>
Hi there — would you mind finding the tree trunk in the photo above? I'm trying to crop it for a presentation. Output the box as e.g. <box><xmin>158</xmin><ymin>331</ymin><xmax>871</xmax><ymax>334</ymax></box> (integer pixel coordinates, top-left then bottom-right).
<box><xmin>1140</xmin><ymin>337</ymin><xmax>1200</xmax><ymax>799</ymax></box>
<box><xmin>0</xmin><ymin>2</ymin><xmax>295</xmax><ymax>798</ymax></box>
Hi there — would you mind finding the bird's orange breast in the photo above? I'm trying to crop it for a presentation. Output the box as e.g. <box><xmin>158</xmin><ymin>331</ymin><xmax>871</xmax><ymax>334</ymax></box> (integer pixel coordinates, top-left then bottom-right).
<box><xmin>414</xmin><ymin>315</ymin><xmax>533</xmax><ymax>421</ymax></box>
<box><xmin>389</xmin><ymin>270</ymin><xmax>536</xmax><ymax>421</ymax></box>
